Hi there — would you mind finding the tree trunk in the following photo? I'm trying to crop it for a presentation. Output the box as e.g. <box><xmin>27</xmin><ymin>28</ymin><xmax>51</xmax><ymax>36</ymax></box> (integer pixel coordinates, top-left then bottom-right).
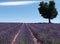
<box><xmin>49</xmin><ymin>18</ymin><xmax>51</xmax><ymax>23</ymax></box>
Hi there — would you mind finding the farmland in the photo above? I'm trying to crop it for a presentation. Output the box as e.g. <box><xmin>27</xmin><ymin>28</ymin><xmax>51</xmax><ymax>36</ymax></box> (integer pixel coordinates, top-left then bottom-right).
<box><xmin>0</xmin><ymin>23</ymin><xmax>60</xmax><ymax>44</ymax></box>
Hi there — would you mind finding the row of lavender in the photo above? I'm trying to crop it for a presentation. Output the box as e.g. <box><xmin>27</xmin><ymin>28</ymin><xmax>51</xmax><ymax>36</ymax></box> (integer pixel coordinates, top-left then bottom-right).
<box><xmin>0</xmin><ymin>23</ymin><xmax>60</xmax><ymax>44</ymax></box>
<box><xmin>0</xmin><ymin>23</ymin><xmax>36</xmax><ymax>44</ymax></box>
<box><xmin>28</xmin><ymin>23</ymin><xmax>60</xmax><ymax>44</ymax></box>
<box><xmin>0</xmin><ymin>23</ymin><xmax>22</xmax><ymax>44</ymax></box>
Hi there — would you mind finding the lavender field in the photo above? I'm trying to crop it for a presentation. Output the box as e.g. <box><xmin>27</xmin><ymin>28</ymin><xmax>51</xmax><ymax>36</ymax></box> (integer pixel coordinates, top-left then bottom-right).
<box><xmin>0</xmin><ymin>23</ymin><xmax>60</xmax><ymax>44</ymax></box>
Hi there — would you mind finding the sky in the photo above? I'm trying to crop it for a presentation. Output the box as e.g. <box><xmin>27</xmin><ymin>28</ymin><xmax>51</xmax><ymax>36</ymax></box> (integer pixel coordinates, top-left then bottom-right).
<box><xmin>0</xmin><ymin>0</ymin><xmax>60</xmax><ymax>23</ymax></box>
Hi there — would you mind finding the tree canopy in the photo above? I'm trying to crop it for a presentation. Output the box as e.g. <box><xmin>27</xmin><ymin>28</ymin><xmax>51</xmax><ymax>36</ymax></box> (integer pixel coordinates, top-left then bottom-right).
<box><xmin>38</xmin><ymin>1</ymin><xmax>58</xmax><ymax>23</ymax></box>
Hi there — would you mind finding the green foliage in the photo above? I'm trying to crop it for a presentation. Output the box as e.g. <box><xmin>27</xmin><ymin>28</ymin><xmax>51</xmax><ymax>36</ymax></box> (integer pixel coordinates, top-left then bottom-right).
<box><xmin>19</xmin><ymin>40</ymin><xmax>31</xmax><ymax>44</ymax></box>
<box><xmin>39</xmin><ymin>32</ymin><xmax>48</xmax><ymax>39</ymax></box>
<box><xmin>0</xmin><ymin>39</ymin><xmax>3</xmax><ymax>44</ymax></box>
<box><xmin>52</xmin><ymin>39</ymin><xmax>60</xmax><ymax>44</ymax></box>
<box><xmin>38</xmin><ymin>1</ymin><xmax>58</xmax><ymax>23</ymax></box>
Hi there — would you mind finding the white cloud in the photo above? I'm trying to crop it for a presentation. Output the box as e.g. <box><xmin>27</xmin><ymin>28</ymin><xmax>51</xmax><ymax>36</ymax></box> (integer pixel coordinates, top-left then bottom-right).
<box><xmin>0</xmin><ymin>1</ymin><xmax>40</xmax><ymax>6</ymax></box>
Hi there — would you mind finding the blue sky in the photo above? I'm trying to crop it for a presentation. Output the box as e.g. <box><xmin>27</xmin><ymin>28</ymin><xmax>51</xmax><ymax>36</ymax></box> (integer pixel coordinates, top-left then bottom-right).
<box><xmin>0</xmin><ymin>0</ymin><xmax>60</xmax><ymax>23</ymax></box>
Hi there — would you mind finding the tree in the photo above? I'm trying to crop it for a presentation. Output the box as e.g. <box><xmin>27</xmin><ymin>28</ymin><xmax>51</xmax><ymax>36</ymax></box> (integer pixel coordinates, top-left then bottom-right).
<box><xmin>38</xmin><ymin>1</ymin><xmax>58</xmax><ymax>23</ymax></box>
